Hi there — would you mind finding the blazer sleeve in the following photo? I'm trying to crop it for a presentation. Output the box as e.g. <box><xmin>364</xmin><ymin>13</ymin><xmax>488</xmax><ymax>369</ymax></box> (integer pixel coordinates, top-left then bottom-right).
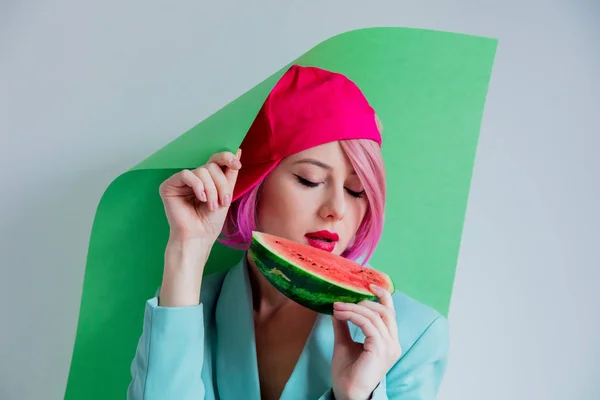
<box><xmin>127</xmin><ymin>296</ymin><xmax>206</xmax><ymax>400</ymax></box>
<box><xmin>318</xmin><ymin>315</ymin><xmax>449</xmax><ymax>400</ymax></box>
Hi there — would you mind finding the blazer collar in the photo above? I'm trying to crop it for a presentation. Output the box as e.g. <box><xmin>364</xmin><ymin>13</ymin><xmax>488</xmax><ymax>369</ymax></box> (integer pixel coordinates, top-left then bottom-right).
<box><xmin>215</xmin><ymin>255</ymin><xmax>349</xmax><ymax>399</ymax></box>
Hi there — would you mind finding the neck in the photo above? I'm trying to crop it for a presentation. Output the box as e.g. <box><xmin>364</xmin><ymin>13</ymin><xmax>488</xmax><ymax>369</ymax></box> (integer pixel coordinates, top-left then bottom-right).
<box><xmin>245</xmin><ymin>252</ymin><xmax>294</xmax><ymax>316</ymax></box>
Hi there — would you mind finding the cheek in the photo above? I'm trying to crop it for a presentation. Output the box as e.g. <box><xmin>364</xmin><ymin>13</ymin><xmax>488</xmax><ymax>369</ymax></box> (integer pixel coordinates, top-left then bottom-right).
<box><xmin>344</xmin><ymin>199</ymin><xmax>368</xmax><ymax>236</ymax></box>
<box><xmin>256</xmin><ymin>180</ymin><xmax>311</xmax><ymax>238</ymax></box>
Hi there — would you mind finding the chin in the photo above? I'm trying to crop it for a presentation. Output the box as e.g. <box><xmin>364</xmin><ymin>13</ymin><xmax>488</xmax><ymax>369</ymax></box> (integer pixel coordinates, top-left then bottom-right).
<box><xmin>332</xmin><ymin>247</ymin><xmax>348</xmax><ymax>257</ymax></box>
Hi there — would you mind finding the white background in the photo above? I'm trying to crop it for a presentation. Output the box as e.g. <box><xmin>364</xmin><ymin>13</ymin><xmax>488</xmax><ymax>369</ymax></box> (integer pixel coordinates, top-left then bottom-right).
<box><xmin>1</xmin><ymin>1</ymin><xmax>599</xmax><ymax>399</ymax></box>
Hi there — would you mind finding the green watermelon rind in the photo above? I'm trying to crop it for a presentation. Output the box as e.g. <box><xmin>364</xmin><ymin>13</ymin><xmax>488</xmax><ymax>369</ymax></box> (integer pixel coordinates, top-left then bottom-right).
<box><xmin>249</xmin><ymin>232</ymin><xmax>395</xmax><ymax>315</ymax></box>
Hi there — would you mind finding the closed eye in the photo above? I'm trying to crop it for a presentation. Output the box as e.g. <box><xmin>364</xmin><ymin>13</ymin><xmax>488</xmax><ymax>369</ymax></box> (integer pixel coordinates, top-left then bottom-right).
<box><xmin>295</xmin><ymin>174</ymin><xmax>364</xmax><ymax>198</ymax></box>
<box><xmin>295</xmin><ymin>174</ymin><xmax>320</xmax><ymax>188</ymax></box>
<box><xmin>346</xmin><ymin>188</ymin><xmax>365</xmax><ymax>198</ymax></box>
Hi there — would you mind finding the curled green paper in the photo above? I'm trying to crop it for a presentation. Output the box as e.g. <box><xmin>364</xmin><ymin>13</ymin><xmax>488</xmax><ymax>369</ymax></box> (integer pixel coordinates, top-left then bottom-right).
<box><xmin>64</xmin><ymin>27</ymin><xmax>498</xmax><ymax>399</ymax></box>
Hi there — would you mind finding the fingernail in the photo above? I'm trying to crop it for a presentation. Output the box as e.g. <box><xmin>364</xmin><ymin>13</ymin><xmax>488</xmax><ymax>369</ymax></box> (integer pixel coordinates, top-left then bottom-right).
<box><xmin>233</xmin><ymin>159</ymin><xmax>242</xmax><ymax>169</ymax></box>
<box><xmin>211</xmin><ymin>200</ymin><xmax>218</xmax><ymax>210</ymax></box>
<box><xmin>223</xmin><ymin>194</ymin><xmax>231</xmax><ymax>206</ymax></box>
<box><xmin>369</xmin><ymin>284</ymin><xmax>382</xmax><ymax>292</ymax></box>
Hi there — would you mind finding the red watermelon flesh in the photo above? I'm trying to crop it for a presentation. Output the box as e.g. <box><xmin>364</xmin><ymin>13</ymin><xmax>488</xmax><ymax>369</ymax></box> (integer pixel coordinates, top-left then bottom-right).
<box><xmin>249</xmin><ymin>231</ymin><xmax>395</xmax><ymax>313</ymax></box>
<box><xmin>264</xmin><ymin>233</ymin><xmax>393</xmax><ymax>293</ymax></box>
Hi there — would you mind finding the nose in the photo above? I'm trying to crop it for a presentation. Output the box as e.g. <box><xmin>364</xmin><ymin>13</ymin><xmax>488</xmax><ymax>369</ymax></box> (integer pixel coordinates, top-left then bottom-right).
<box><xmin>319</xmin><ymin>187</ymin><xmax>346</xmax><ymax>221</ymax></box>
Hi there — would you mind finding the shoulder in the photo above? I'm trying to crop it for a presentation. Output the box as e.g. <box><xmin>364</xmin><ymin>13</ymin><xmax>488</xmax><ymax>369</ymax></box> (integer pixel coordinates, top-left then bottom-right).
<box><xmin>382</xmin><ymin>290</ymin><xmax>450</xmax><ymax>394</ymax></box>
<box><xmin>390</xmin><ymin>290</ymin><xmax>449</xmax><ymax>352</ymax></box>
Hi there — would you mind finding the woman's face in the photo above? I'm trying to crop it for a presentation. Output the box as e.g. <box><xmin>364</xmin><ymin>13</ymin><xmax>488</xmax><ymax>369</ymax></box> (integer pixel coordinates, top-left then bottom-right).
<box><xmin>256</xmin><ymin>141</ymin><xmax>368</xmax><ymax>256</ymax></box>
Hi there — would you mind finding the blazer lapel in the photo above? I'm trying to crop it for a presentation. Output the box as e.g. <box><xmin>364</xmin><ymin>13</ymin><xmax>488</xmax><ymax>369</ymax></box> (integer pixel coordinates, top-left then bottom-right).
<box><xmin>280</xmin><ymin>312</ymin><xmax>336</xmax><ymax>399</ymax></box>
<box><xmin>280</xmin><ymin>310</ymin><xmax>367</xmax><ymax>399</ymax></box>
<box><xmin>214</xmin><ymin>257</ymin><xmax>365</xmax><ymax>400</ymax></box>
<box><xmin>215</xmin><ymin>258</ymin><xmax>261</xmax><ymax>400</ymax></box>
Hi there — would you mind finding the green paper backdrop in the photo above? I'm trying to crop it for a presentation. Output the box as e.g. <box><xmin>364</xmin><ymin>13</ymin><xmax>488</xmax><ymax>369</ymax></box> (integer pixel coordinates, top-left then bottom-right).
<box><xmin>64</xmin><ymin>27</ymin><xmax>497</xmax><ymax>399</ymax></box>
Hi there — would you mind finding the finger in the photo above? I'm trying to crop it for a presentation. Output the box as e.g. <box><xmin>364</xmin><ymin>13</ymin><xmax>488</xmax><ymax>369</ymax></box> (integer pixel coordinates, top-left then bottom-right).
<box><xmin>174</xmin><ymin>169</ymin><xmax>206</xmax><ymax>202</ymax></box>
<box><xmin>224</xmin><ymin>148</ymin><xmax>242</xmax><ymax>186</ymax></box>
<box><xmin>207</xmin><ymin>149</ymin><xmax>242</xmax><ymax>186</ymax></box>
<box><xmin>357</xmin><ymin>300</ymin><xmax>397</xmax><ymax>339</ymax></box>
<box><xmin>334</xmin><ymin>302</ymin><xmax>388</xmax><ymax>338</ymax></box>
<box><xmin>331</xmin><ymin>315</ymin><xmax>353</xmax><ymax>346</ymax></box>
<box><xmin>205</xmin><ymin>162</ymin><xmax>231</xmax><ymax>207</ymax></box>
<box><xmin>333</xmin><ymin>309</ymin><xmax>380</xmax><ymax>340</ymax></box>
<box><xmin>369</xmin><ymin>285</ymin><xmax>397</xmax><ymax>338</ymax></box>
<box><xmin>208</xmin><ymin>150</ymin><xmax>242</xmax><ymax>170</ymax></box>
<box><xmin>370</xmin><ymin>284</ymin><xmax>394</xmax><ymax>308</ymax></box>
<box><xmin>193</xmin><ymin>167</ymin><xmax>218</xmax><ymax>211</ymax></box>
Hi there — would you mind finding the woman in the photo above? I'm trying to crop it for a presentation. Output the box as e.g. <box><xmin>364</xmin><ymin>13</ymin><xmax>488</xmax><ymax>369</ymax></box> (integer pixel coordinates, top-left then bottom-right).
<box><xmin>127</xmin><ymin>65</ymin><xmax>449</xmax><ymax>400</ymax></box>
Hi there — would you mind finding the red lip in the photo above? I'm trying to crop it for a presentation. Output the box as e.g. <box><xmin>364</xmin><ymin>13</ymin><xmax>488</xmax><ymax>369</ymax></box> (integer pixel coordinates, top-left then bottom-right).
<box><xmin>305</xmin><ymin>230</ymin><xmax>339</xmax><ymax>241</ymax></box>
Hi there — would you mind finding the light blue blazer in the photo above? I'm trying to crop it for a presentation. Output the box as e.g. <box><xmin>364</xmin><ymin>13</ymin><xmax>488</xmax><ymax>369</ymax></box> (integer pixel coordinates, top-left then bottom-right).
<box><xmin>127</xmin><ymin>257</ymin><xmax>449</xmax><ymax>399</ymax></box>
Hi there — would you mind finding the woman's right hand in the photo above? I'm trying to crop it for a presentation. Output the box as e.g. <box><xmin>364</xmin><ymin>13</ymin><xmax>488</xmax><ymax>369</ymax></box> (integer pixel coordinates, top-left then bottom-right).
<box><xmin>159</xmin><ymin>149</ymin><xmax>242</xmax><ymax>245</ymax></box>
<box><xmin>157</xmin><ymin>149</ymin><xmax>242</xmax><ymax>307</ymax></box>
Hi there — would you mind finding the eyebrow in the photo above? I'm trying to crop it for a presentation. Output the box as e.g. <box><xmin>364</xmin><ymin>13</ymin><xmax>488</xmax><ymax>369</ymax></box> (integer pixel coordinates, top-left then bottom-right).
<box><xmin>292</xmin><ymin>158</ymin><xmax>357</xmax><ymax>175</ymax></box>
<box><xmin>293</xmin><ymin>158</ymin><xmax>332</xmax><ymax>170</ymax></box>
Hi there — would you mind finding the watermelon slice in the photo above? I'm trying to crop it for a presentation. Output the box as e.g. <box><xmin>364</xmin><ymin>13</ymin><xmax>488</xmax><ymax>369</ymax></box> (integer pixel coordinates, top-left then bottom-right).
<box><xmin>248</xmin><ymin>231</ymin><xmax>395</xmax><ymax>314</ymax></box>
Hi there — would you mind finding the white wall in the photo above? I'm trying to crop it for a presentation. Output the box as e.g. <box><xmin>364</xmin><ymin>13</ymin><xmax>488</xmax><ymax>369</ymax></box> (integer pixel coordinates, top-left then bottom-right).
<box><xmin>1</xmin><ymin>1</ymin><xmax>598</xmax><ymax>399</ymax></box>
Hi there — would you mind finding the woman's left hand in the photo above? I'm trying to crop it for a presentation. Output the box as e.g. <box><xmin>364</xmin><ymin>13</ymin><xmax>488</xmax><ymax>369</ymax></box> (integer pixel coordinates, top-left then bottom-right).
<box><xmin>330</xmin><ymin>284</ymin><xmax>402</xmax><ymax>400</ymax></box>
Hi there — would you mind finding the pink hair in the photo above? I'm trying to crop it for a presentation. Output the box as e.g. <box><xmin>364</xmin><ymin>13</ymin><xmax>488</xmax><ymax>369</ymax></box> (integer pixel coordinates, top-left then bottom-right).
<box><xmin>217</xmin><ymin>138</ymin><xmax>386</xmax><ymax>265</ymax></box>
